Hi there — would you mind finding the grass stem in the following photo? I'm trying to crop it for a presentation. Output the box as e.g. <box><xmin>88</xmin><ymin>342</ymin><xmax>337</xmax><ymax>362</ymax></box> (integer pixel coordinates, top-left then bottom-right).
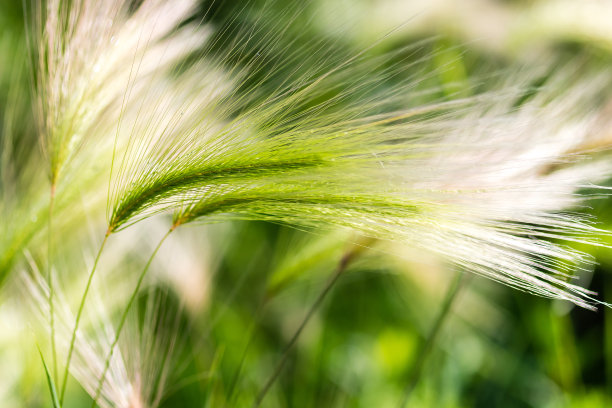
<box><xmin>90</xmin><ymin>228</ymin><xmax>174</xmax><ymax>408</ymax></box>
<box><xmin>399</xmin><ymin>270</ymin><xmax>468</xmax><ymax>408</ymax></box>
<box><xmin>227</xmin><ymin>299</ymin><xmax>269</xmax><ymax>404</ymax></box>
<box><xmin>59</xmin><ymin>230</ymin><xmax>111</xmax><ymax>405</ymax></box>
<box><xmin>252</xmin><ymin>246</ymin><xmax>361</xmax><ymax>408</ymax></box>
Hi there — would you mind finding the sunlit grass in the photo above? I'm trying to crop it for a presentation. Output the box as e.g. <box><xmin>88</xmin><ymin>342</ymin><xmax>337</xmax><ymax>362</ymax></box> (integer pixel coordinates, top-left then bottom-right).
<box><xmin>1</xmin><ymin>1</ymin><xmax>612</xmax><ymax>407</ymax></box>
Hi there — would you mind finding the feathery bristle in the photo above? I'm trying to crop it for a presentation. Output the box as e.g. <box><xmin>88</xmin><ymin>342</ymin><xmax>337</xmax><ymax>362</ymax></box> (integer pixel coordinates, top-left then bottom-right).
<box><xmin>31</xmin><ymin>0</ymin><xmax>608</xmax><ymax>308</ymax></box>
<box><xmin>21</xmin><ymin>267</ymin><xmax>183</xmax><ymax>408</ymax></box>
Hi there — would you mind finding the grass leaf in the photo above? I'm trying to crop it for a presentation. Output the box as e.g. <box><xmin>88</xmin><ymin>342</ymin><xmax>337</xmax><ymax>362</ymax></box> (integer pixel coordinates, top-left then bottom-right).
<box><xmin>37</xmin><ymin>345</ymin><xmax>62</xmax><ymax>408</ymax></box>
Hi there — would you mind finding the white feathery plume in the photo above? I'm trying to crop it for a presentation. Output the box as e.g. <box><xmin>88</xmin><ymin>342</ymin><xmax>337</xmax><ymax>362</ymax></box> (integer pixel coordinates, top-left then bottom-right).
<box><xmin>31</xmin><ymin>0</ymin><xmax>612</xmax><ymax>321</ymax></box>
<box><xmin>86</xmin><ymin>8</ymin><xmax>612</xmax><ymax>308</ymax></box>
<box><xmin>396</xmin><ymin>72</ymin><xmax>612</xmax><ymax>295</ymax></box>
<box><xmin>165</xmin><ymin>71</ymin><xmax>612</xmax><ymax>309</ymax></box>
<box><xmin>33</xmin><ymin>0</ymin><xmax>205</xmax><ymax>187</ymax></box>
<box><xmin>21</xmin><ymin>267</ymin><xmax>181</xmax><ymax>408</ymax></box>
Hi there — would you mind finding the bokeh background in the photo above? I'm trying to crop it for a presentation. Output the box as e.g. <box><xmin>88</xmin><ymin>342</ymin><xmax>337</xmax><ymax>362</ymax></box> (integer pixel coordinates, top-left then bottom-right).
<box><xmin>1</xmin><ymin>1</ymin><xmax>612</xmax><ymax>407</ymax></box>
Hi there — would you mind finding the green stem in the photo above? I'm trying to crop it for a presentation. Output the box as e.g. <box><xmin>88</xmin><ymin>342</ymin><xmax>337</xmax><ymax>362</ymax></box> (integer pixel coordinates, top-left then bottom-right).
<box><xmin>90</xmin><ymin>228</ymin><xmax>173</xmax><ymax>408</ymax></box>
<box><xmin>252</xmin><ymin>247</ymin><xmax>359</xmax><ymax>408</ymax></box>
<box><xmin>399</xmin><ymin>270</ymin><xmax>468</xmax><ymax>408</ymax></box>
<box><xmin>59</xmin><ymin>230</ymin><xmax>111</xmax><ymax>405</ymax></box>
<box><xmin>227</xmin><ymin>299</ymin><xmax>269</xmax><ymax>403</ymax></box>
<box><xmin>48</xmin><ymin>185</ymin><xmax>58</xmax><ymax>383</ymax></box>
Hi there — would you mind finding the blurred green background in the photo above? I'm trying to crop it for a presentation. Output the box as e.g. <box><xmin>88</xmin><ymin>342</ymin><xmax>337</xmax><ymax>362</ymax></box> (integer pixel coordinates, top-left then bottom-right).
<box><xmin>1</xmin><ymin>1</ymin><xmax>612</xmax><ymax>407</ymax></box>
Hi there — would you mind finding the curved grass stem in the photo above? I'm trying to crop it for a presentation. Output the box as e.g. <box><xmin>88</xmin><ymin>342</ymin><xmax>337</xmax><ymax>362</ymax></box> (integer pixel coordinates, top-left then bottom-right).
<box><xmin>59</xmin><ymin>231</ymin><xmax>111</xmax><ymax>405</ymax></box>
<box><xmin>399</xmin><ymin>270</ymin><xmax>469</xmax><ymax>408</ymax></box>
<box><xmin>90</xmin><ymin>228</ymin><xmax>174</xmax><ymax>408</ymax></box>
<box><xmin>252</xmin><ymin>245</ymin><xmax>363</xmax><ymax>408</ymax></box>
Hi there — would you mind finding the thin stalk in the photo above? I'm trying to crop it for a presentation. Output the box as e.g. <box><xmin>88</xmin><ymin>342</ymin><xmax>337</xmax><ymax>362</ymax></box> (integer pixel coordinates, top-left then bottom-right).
<box><xmin>90</xmin><ymin>228</ymin><xmax>174</xmax><ymax>408</ymax></box>
<box><xmin>252</xmin><ymin>247</ymin><xmax>360</xmax><ymax>408</ymax></box>
<box><xmin>227</xmin><ymin>299</ymin><xmax>268</xmax><ymax>403</ymax></box>
<box><xmin>186</xmin><ymin>252</ymin><xmax>268</xmax><ymax>404</ymax></box>
<box><xmin>48</xmin><ymin>185</ymin><xmax>58</xmax><ymax>383</ymax></box>
<box><xmin>59</xmin><ymin>230</ymin><xmax>111</xmax><ymax>405</ymax></box>
<box><xmin>399</xmin><ymin>270</ymin><xmax>468</xmax><ymax>408</ymax></box>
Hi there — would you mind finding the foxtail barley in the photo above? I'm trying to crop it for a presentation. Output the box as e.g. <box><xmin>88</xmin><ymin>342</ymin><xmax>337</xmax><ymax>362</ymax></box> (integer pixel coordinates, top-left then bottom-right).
<box><xmin>14</xmin><ymin>0</ymin><xmax>612</xmax><ymax>405</ymax></box>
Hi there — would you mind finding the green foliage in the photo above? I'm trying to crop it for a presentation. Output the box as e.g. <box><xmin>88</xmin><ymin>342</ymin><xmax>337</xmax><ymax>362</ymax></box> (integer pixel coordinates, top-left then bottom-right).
<box><xmin>1</xmin><ymin>1</ymin><xmax>612</xmax><ymax>408</ymax></box>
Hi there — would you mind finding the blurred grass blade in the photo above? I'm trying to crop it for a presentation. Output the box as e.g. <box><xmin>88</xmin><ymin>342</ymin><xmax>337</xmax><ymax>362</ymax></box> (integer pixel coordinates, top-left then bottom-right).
<box><xmin>38</xmin><ymin>346</ymin><xmax>62</xmax><ymax>408</ymax></box>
